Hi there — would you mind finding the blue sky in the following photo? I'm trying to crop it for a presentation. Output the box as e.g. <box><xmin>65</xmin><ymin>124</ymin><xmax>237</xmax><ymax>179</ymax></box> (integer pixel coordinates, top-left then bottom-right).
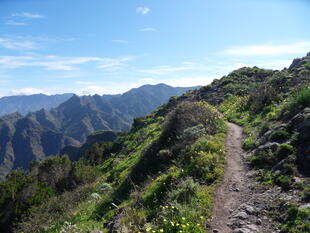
<box><xmin>0</xmin><ymin>0</ymin><xmax>309</xmax><ymax>96</ymax></box>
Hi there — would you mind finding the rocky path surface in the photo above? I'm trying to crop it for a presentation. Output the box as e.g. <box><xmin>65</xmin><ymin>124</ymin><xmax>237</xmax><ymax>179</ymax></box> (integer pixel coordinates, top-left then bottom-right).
<box><xmin>210</xmin><ymin>122</ymin><xmax>277</xmax><ymax>233</ymax></box>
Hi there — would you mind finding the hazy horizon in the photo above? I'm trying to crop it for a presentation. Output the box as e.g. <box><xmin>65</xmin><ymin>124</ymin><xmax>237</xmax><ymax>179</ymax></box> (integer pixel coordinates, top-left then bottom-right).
<box><xmin>0</xmin><ymin>83</ymin><xmax>202</xmax><ymax>97</ymax></box>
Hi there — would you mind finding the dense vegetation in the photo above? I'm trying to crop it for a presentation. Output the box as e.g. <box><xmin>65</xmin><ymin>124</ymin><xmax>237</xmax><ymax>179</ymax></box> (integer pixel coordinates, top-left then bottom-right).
<box><xmin>0</xmin><ymin>156</ymin><xmax>100</xmax><ymax>232</ymax></box>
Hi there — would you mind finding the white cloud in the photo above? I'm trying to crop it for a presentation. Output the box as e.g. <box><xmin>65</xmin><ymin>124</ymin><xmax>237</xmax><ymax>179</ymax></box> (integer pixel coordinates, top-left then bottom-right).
<box><xmin>75</xmin><ymin>80</ymin><xmax>159</xmax><ymax>95</ymax></box>
<box><xmin>136</xmin><ymin>7</ymin><xmax>150</xmax><ymax>15</ymax></box>
<box><xmin>0</xmin><ymin>56</ymin><xmax>35</xmax><ymax>69</ymax></box>
<box><xmin>138</xmin><ymin>62</ymin><xmax>204</xmax><ymax>75</ymax></box>
<box><xmin>137</xmin><ymin>76</ymin><xmax>212</xmax><ymax>87</ymax></box>
<box><xmin>75</xmin><ymin>81</ymin><xmax>95</xmax><ymax>86</ymax></box>
<box><xmin>0</xmin><ymin>37</ymin><xmax>35</xmax><ymax>50</ymax></box>
<box><xmin>0</xmin><ymin>55</ymin><xmax>135</xmax><ymax>71</ymax></box>
<box><xmin>139</xmin><ymin>65</ymin><xmax>194</xmax><ymax>75</ymax></box>
<box><xmin>97</xmin><ymin>56</ymin><xmax>135</xmax><ymax>70</ymax></box>
<box><xmin>140</xmin><ymin>27</ymin><xmax>156</xmax><ymax>32</ymax></box>
<box><xmin>224</xmin><ymin>41</ymin><xmax>310</xmax><ymax>56</ymax></box>
<box><xmin>10</xmin><ymin>88</ymin><xmax>50</xmax><ymax>96</ymax></box>
<box><xmin>5</xmin><ymin>20</ymin><xmax>26</xmax><ymax>26</ymax></box>
<box><xmin>6</xmin><ymin>12</ymin><xmax>45</xmax><ymax>26</ymax></box>
<box><xmin>230</xmin><ymin>59</ymin><xmax>293</xmax><ymax>70</ymax></box>
<box><xmin>12</xmin><ymin>12</ymin><xmax>45</xmax><ymax>19</ymax></box>
<box><xmin>111</xmin><ymin>39</ymin><xmax>129</xmax><ymax>43</ymax></box>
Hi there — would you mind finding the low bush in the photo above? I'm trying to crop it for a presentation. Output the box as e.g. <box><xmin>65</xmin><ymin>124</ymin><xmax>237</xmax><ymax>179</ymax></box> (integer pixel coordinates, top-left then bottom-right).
<box><xmin>249</xmin><ymin>152</ymin><xmax>273</xmax><ymax>169</ymax></box>
<box><xmin>167</xmin><ymin>178</ymin><xmax>199</xmax><ymax>204</ymax></box>
<box><xmin>281</xmin><ymin>205</ymin><xmax>310</xmax><ymax>233</ymax></box>
<box><xmin>301</xmin><ymin>187</ymin><xmax>310</xmax><ymax>202</ymax></box>
<box><xmin>119</xmin><ymin>207</ymin><xmax>146</xmax><ymax>232</ymax></box>
<box><xmin>248</xmin><ymin>83</ymin><xmax>280</xmax><ymax>113</ymax></box>
<box><xmin>16</xmin><ymin>184</ymin><xmax>95</xmax><ymax>233</ymax></box>
<box><xmin>269</xmin><ymin>130</ymin><xmax>290</xmax><ymax>142</ymax></box>
<box><xmin>276</xmin><ymin>144</ymin><xmax>294</xmax><ymax>160</ymax></box>
<box><xmin>187</xmin><ymin>151</ymin><xmax>221</xmax><ymax>183</ymax></box>
<box><xmin>243</xmin><ymin>137</ymin><xmax>255</xmax><ymax>150</ymax></box>
<box><xmin>281</xmin><ymin>86</ymin><xmax>310</xmax><ymax>118</ymax></box>
<box><xmin>259</xmin><ymin>122</ymin><xmax>270</xmax><ymax>136</ymax></box>
<box><xmin>71</xmin><ymin>160</ymin><xmax>100</xmax><ymax>185</ymax></box>
<box><xmin>143</xmin><ymin>171</ymin><xmax>179</xmax><ymax>209</ymax></box>
<box><xmin>274</xmin><ymin>175</ymin><xmax>293</xmax><ymax>190</ymax></box>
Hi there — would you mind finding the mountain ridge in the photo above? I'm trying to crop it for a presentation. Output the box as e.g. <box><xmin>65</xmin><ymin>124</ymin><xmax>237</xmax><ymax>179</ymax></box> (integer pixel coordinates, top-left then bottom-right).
<box><xmin>0</xmin><ymin>93</ymin><xmax>74</xmax><ymax>117</ymax></box>
<box><xmin>0</xmin><ymin>84</ymin><xmax>198</xmax><ymax>180</ymax></box>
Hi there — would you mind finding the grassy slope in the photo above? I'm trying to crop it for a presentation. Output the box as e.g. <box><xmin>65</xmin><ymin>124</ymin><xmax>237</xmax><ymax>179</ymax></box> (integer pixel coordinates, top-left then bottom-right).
<box><xmin>16</xmin><ymin>102</ymin><xmax>227</xmax><ymax>233</ymax></box>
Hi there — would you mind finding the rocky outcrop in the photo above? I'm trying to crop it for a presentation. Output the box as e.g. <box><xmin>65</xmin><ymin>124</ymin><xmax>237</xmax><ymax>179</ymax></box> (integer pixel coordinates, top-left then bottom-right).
<box><xmin>288</xmin><ymin>108</ymin><xmax>310</xmax><ymax>175</ymax></box>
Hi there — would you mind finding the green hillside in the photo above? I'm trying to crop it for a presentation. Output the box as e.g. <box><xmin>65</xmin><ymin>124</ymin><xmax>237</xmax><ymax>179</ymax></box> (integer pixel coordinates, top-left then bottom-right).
<box><xmin>1</xmin><ymin>53</ymin><xmax>310</xmax><ymax>233</ymax></box>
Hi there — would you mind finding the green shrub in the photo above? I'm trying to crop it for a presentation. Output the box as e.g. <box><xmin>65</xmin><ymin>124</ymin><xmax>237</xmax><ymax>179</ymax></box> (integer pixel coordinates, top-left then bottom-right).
<box><xmin>281</xmin><ymin>205</ymin><xmax>310</xmax><ymax>233</ymax></box>
<box><xmin>86</xmin><ymin>141</ymin><xmax>114</xmax><ymax>165</ymax></box>
<box><xmin>290</xmin><ymin>86</ymin><xmax>310</xmax><ymax>109</ymax></box>
<box><xmin>118</xmin><ymin>207</ymin><xmax>146</xmax><ymax>232</ymax></box>
<box><xmin>190</xmin><ymin>137</ymin><xmax>223</xmax><ymax>155</ymax></box>
<box><xmin>276</xmin><ymin>144</ymin><xmax>294</xmax><ymax>159</ymax></box>
<box><xmin>256</xmin><ymin>170</ymin><xmax>273</xmax><ymax>184</ymax></box>
<box><xmin>269</xmin><ymin>130</ymin><xmax>290</xmax><ymax>142</ymax></box>
<box><xmin>27</xmin><ymin>182</ymin><xmax>55</xmax><ymax>206</ymax></box>
<box><xmin>143</xmin><ymin>170</ymin><xmax>180</xmax><ymax>208</ymax></box>
<box><xmin>97</xmin><ymin>182</ymin><xmax>113</xmax><ymax>195</ymax></box>
<box><xmin>167</xmin><ymin>178</ymin><xmax>199</xmax><ymax>204</ymax></box>
<box><xmin>301</xmin><ymin>187</ymin><xmax>310</xmax><ymax>202</ymax></box>
<box><xmin>16</xmin><ymin>184</ymin><xmax>94</xmax><ymax>233</ymax></box>
<box><xmin>249</xmin><ymin>153</ymin><xmax>272</xmax><ymax>169</ymax></box>
<box><xmin>248</xmin><ymin>83</ymin><xmax>280</xmax><ymax>113</ymax></box>
<box><xmin>259</xmin><ymin>122</ymin><xmax>270</xmax><ymax>136</ymax></box>
<box><xmin>163</xmin><ymin>101</ymin><xmax>221</xmax><ymax>140</ymax></box>
<box><xmin>282</xmin><ymin>162</ymin><xmax>295</xmax><ymax>175</ymax></box>
<box><xmin>281</xmin><ymin>86</ymin><xmax>310</xmax><ymax>117</ymax></box>
<box><xmin>187</xmin><ymin>151</ymin><xmax>221</xmax><ymax>183</ymax></box>
<box><xmin>71</xmin><ymin>160</ymin><xmax>100</xmax><ymax>185</ymax></box>
<box><xmin>243</xmin><ymin>137</ymin><xmax>255</xmax><ymax>150</ymax></box>
<box><xmin>274</xmin><ymin>175</ymin><xmax>293</xmax><ymax>190</ymax></box>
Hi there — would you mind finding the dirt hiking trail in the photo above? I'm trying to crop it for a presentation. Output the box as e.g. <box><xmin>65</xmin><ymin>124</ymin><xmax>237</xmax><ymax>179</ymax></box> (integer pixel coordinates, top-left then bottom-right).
<box><xmin>209</xmin><ymin>123</ymin><xmax>274</xmax><ymax>233</ymax></box>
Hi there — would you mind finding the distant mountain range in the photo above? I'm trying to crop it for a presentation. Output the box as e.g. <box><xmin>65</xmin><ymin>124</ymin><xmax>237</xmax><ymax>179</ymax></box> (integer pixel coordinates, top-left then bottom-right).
<box><xmin>0</xmin><ymin>84</ymin><xmax>199</xmax><ymax>179</ymax></box>
<box><xmin>0</xmin><ymin>93</ymin><xmax>74</xmax><ymax>116</ymax></box>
